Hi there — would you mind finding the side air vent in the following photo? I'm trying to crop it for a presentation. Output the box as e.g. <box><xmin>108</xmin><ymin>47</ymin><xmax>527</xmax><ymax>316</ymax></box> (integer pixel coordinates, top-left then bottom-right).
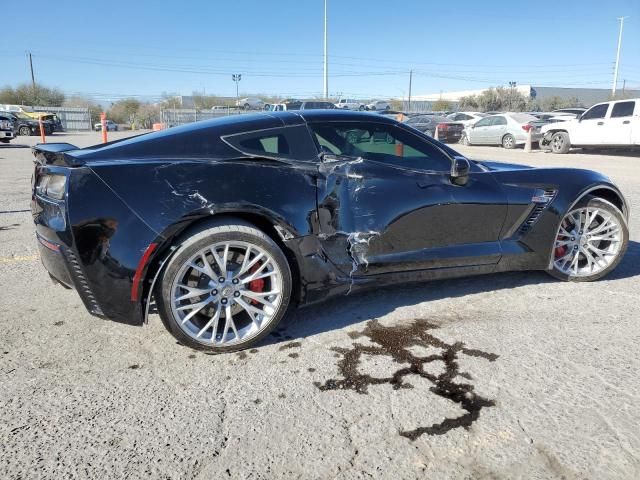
<box><xmin>519</xmin><ymin>188</ymin><xmax>556</xmax><ymax>234</ymax></box>
<box><xmin>63</xmin><ymin>248</ymin><xmax>104</xmax><ymax>316</ymax></box>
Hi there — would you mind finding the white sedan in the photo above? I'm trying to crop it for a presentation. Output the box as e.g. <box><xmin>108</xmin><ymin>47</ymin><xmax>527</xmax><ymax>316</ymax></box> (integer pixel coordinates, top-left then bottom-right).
<box><xmin>366</xmin><ymin>100</ymin><xmax>391</xmax><ymax>111</ymax></box>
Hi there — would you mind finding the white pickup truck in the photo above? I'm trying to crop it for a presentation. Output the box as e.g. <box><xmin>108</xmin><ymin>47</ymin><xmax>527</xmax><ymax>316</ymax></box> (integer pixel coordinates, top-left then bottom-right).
<box><xmin>540</xmin><ymin>98</ymin><xmax>639</xmax><ymax>153</ymax></box>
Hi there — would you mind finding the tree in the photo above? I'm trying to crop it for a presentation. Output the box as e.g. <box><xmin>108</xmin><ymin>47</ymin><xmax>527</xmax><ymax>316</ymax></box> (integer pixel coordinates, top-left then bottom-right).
<box><xmin>457</xmin><ymin>87</ymin><xmax>532</xmax><ymax>112</ymax></box>
<box><xmin>0</xmin><ymin>83</ymin><xmax>65</xmax><ymax>106</ymax></box>
<box><xmin>432</xmin><ymin>99</ymin><xmax>452</xmax><ymax>112</ymax></box>
<box><xmin>107</xmin><ymin>98</ymin><xmax>142</xmax><ymax>125</ymax></box>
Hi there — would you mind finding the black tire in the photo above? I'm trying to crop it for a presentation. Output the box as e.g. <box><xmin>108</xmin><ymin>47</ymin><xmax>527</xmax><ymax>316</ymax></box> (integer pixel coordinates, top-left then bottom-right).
<box><xmin>548</xmin><ymin>196</ymin><xmax>628</xmax><ymax>282</ymax></box>
<box><xmin>551</xmin><ymin>131</ymin><xmax>571</xmax><ymax>154</ymax></box>
<box><xmin>19</xmin><ymin>126</ymin><xmax>31</xmax><ymax>136</ymax></box>
<box><xmin>502</xmin><ymin>133</ymin><xmax>516</xmax><ymax>149</ymax></box>
<box><xmin>244</xmin><ymin>103</ymin><xmax>250</xmax><ymax>110</ymax></box>
<box><xmin>359</xmin><ymin>105</ymin><xmax>365</xmax><ymax>111</ymax></box>
<box><xmin>155</xmin><ymin>218</ymin><xmax>292</xmax><ymax>353</ymax></box>
<box><xmin>385</xmin><ymin>105</ymin><xmax>390</xmax><ymax>110</ymax></box>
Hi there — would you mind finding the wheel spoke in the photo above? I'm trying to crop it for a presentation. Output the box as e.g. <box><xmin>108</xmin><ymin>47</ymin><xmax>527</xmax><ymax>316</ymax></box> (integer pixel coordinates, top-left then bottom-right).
<box><xmin>196</xmin><ymin>307</ymin><xmax>221</xmax><ymax>339</ymax></box>
<box><xmin>190</xmin><ymin>254</ymin><xmax>217</xmax><ymax>281</ymax></box>
<box><xmin>235</xmin><ymin>298</ymin><xmax>264</xmax><ymax>329</ymax></box>
<box><xmin>211</xmin><ymin>246</ymin><xmax>228</xmax><ymax>277</ymax></box>
<box><xmin>240</xmin><ymin>261</ymin><xmax>271</xmax><ymax>283</ymax></box>
<box><xmin>178</xmin><ymin>298</ymin><xmax>213</xmax><ymax>324</ymax></box>
<box><xmin>236</xmin><ymin>252</ymin><xmax>265</xmax><ymax>278</ymax></box>
<box><xmin>176</xmin><ymin>284</ymin><xmax>212</xmax><ymax>302</ymax></box>
<box><xmin>241</xmin><ymin>290</ymin><xmax>279</xmax><ymax>309</ymax></box>
<box><xmin>221</xmin><ymin>304</ymin><xmax>239</xmax><ymax>343</ymax></box>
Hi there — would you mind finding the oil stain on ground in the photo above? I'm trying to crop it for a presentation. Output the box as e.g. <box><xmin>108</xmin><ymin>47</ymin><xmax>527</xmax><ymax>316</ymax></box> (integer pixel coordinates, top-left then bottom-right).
<box><xmin>315</xmin><ymin>318</ymin><xmax>498</xmax><ymax>440</ymax></box>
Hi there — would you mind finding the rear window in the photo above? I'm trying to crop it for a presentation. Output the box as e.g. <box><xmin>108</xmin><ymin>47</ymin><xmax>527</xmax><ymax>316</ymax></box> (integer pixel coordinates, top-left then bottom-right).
<box><xmin>611</xmin><ymin>101</ymin><xmax>635</xmax><ymax>118</ymax></box>
<box><xmin>509</xmin><ymin>113</ymin><xmax>537</xmax><ymax>123</ymax></box>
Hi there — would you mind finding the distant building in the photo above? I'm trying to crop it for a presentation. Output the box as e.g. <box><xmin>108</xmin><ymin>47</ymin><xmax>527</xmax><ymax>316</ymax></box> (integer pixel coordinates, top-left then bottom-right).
<box><xmin>411</xmin><ymin>85</ymin><xmax>640</xmax><ymax>109</ymax></box>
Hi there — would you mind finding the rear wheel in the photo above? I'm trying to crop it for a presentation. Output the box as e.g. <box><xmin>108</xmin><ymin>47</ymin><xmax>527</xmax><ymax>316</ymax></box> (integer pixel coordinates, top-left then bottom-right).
<box><xmin>155</xmin><ymin>219</ymin><xmax>292</xmax><ymax>352</ymax></box>
<box><xmin>19</xmin><ymin>126</ymin><xmax>31</xmax><ymax>136</ymax></box>
<box><xmin>549</xmin><ymin>197</ymin><xmax>628</xmax><ymax>282</ymax></box>
<box><xmin>551</xmin><ymin>131</ymin><xmax>571</xmax><ymax>154</ymax></box>
<box><xmin>502</xmin><ymin>133</ymin><xmax>515</xmax><ymax>149</ymax></box>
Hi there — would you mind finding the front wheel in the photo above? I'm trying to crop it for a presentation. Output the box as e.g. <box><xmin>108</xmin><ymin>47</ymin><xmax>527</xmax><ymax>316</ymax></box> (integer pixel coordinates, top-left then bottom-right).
<box><xmin>155</xmin><ymin>219</ymin><xmax>292</xmax><ymax>352</ymax></box>
<box><xmin>549</xmin><ymin>197</ymin><xmax>628</xmax><ymax>282</ymax></box>
<box><xmin>502</xmin><ymin>133</ymin><xmax>515</xmax><ymax>149</ymax></box>
<box><xmin>19</xmin><ymin>126</ymin><xmax>31</xmax><ymax>136</ymax></box>
<box><xmin>551</xmin><ymin>131</ymin><xmax>571</xmax><ymax>154</ymax></box>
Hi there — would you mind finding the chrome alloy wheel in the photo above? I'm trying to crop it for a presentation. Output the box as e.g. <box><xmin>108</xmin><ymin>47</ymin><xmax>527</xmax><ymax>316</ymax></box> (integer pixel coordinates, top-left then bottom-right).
<box><xmin>170</xmin><ymin>241</ymin><xmax>283</xmax><ymax>346</ymax></box>
<box><xmin>553</xmin><ymin>207</ymin><xmax>623</xmax><ymax>277</ymax></box>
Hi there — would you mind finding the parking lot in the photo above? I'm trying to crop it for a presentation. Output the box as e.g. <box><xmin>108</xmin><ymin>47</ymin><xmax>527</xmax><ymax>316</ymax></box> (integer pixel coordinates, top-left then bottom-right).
<box><xmin>1</xmin><ymin>131</ymin><xmax>639</xmax><ymax>479</ymax></box>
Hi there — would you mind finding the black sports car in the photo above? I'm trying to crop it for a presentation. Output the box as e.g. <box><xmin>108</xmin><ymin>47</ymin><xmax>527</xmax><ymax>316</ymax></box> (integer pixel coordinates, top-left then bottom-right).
<box><xmin>31</xmin><ymin>110</ymin><xmax>629</xmax><ymax>352</ymax></box>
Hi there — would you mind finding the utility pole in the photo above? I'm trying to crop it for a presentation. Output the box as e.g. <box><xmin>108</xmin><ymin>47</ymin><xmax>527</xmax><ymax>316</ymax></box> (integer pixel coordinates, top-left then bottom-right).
<box><xmin>28</xmin><ymin>52</ymin><xmax>36</xmax><ymax>92</ymax></box>
<box><xmin>407</xmin><ymin>70</ymin><xmax>413</xmax><ymax>112</ymax></box>
<box><xmin>323</xmin><ymin>0</ymin><xmax>328</xmax><ymax>99</ymax></box>
<box><xmin>612</xmin><ymin>16</ymin><xmax>628</xmax><ymax>97</ymax></box>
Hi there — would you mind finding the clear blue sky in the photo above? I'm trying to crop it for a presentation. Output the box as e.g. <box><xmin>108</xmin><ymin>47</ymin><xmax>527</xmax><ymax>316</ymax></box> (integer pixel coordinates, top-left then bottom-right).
<box><xmin>1</xmin><ymin>0</ymin><xmax>639</xmax><ymax>103</ymax></box>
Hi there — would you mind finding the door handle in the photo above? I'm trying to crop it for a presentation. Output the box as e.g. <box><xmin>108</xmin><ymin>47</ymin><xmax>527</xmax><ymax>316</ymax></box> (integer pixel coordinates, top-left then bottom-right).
<box><xmin>597</xmin><ymin>122</ymin><xmax>604</xmax><ymax>125</ymax></box>
<box><xmin>623</xmin><ymin>120</ymin><xmax>631</xmax><ymax>124</ymax></box>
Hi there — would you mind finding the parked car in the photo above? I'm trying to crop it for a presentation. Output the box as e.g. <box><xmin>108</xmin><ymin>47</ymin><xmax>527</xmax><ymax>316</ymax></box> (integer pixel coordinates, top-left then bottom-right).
<box><xmin>0</xmin><ymin>111</ymin><xmax>52</xmax><ymax>136</ymax></box>
<box><xmin>461</xmin><ymin>113</ymin><xmax>543</xmax><ymax>149</ymax></box>
<box><xmin>267</xmin><ymin>100</ymin><xmax>336</xmax><ymax>111</ymax></box>
<box><xmin>31</xmin><ymin>110</ymin><xmax>629</xmax><ymax>352</ymax></box>
<box><xmin>404</xmin><ymin>115</ymin><xmax>464</xmax><ymax>143</ymax></box>
<box><xmin>366</xmin><ymin>100</ymin><xmax>391</xmax><ymax>111</ymax></box>
<box><xmin>236</xmin><ymin>97</ymin><xmax>264</xmax><ymax>110</ymax></box>
<box><xmin>0</xmin><ymin>104</ymin><xmax>63</xmax><ymax>132</ymax></box>
<box><xmin>540</xmin><ymin>99</ymin><xmax>639</xmax><ymax>153</ymax></box>
<box><xmin>551</xmin><ymin>107</ymin><xmax>587</xmax><ymax>117</ymax></box>
<box><xmin>335</xmin><ymin>98</ymin><xmax>366</xmax><ymax>110</ymax></box>
<box><xmin>447</xmin><ymin>112</ymin><xmax>487</xmax><ymax>127</ymax></box>
<box><xmin>94</xmin><ymin>120</ymin><xmax>118</xmax><ymax>131</ymax></box>
<box><xmin>0</xmin><ymin>113</ymin><xmax>15</xmax><ymax>143</ymax></box>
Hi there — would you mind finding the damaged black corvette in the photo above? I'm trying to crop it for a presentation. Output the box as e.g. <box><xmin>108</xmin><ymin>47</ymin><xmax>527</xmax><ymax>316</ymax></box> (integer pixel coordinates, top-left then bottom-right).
<box><xmin>31</xmin><ymin>110</ymin><xmax>629</xmax><ymax>352</ymax></box>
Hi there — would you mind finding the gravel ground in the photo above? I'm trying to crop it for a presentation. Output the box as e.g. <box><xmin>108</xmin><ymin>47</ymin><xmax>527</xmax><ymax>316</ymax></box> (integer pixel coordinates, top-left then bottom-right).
<box><xmin>1</xmin><ymin>131</ymin><xmax>639</xmax><ymax>479</ymax></box>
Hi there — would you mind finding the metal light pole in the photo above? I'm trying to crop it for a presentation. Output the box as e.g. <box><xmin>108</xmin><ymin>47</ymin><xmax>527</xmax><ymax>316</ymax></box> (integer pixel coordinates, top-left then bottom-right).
<box><xmin>407</xmin><ymin>70</ymin><xmax>413</xmax><ymax>112</ymax></box>
<box><xmin>323</xmin><ymin>0</ymin><xmax>328</xmax><ymax>99</ymax></box>
<box><xmin>612</xmin><ymin>17</ymin><xmax>628</xmax><ymax>97</ymax></box>
<box><xmin>508</xmin><ymin>81</ymin><xmax>517</xmax><ymax>111</ymax></box>
<box><xmin>232</xmin><ymin>74</ymin><xmax>242</xmax><ymax>110</ymax></box>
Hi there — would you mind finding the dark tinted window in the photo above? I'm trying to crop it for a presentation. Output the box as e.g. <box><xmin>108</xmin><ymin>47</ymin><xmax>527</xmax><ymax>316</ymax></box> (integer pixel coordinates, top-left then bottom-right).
<box><xmin>611</xmin><ymin>101</ymin><xmax>635</xmax><ymax>118</ymax></box>
<box><xmin>238</xmin><ymin>134</ymin><xmax>290</xmax><ymax>155</ymax></box>
<box><xmin>309</xmin><ymin>121</ymin><xmax>451</xmax><ymax>171</ymax></box>
<box><xmin>582</xmin><ymin>104</ymin><xmax>609</xmax><ymax>120</ymax></box>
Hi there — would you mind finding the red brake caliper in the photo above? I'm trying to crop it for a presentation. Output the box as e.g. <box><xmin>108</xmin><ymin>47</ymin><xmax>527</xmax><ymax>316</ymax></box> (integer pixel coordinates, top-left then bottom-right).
<box><xmin>248</xmin><ymin>262</ymin><xmax>265</xmax><ymax>305</ymax></box>
<box><xmin>554</xmin><ymin>246</ymin><xmax>567</xmax><ymax>259</ymax></box>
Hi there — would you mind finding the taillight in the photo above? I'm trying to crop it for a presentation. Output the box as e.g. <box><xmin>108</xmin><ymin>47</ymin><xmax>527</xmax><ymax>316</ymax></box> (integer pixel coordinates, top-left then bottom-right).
<box><xmin>522</xmin><ymin>124</ymin><xmax>533</xmax><ymax>132</ymax></box>
<box><xmin>437</xmin><ymin>123</ymin><xmax>449</xmax><ymax>131</ymax></box>
<box><xmin>36</xmin><ymin>174</ymin><xmax>67</xmax><ymax>200</ymax></box>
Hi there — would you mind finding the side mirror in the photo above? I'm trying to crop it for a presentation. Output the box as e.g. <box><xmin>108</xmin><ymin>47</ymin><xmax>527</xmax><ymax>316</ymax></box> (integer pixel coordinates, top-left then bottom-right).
<box><xmin>451</xmin><ymin>157</ymin><xmax>470</xmax><ymax>186</ymax></box>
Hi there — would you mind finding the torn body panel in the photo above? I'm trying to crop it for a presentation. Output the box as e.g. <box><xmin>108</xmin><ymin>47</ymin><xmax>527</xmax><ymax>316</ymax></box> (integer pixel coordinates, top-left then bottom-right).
<box><xmin>315</xmin><ymin>157</ymin><xmax>510</xmax><ymax>281</ymax></box>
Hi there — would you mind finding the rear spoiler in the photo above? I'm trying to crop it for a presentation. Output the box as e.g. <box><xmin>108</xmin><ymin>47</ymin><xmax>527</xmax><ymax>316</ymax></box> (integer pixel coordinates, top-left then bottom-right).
<box><xmin>32</xmin><ymin>143</ymin><xmax>84</xmax><ymax>166</ymax></box>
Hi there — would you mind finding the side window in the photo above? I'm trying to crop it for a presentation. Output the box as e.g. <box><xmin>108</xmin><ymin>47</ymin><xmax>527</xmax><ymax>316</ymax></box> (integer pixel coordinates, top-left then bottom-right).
<box><xmin>460</xmin><ymin>114</ymin><xmax>472</xmax><ymax>121</ymax></box>
<box><xmin>223</xmin><ymin>126</ymin><xmax>318</xmax><ymax>161</ymax></box>
<box><xmin>493</xmin><ymin>116</ymin><xmax>507</xmax><ymax>126</ymax></box>
<box><xmin>309</xmin><ymin>122</ymin><xmax>452</xmax><ymax>172</ymax></box>
<box><xmin>474</xmin><ymin>118</ymin><xmax>492</xmax><ymax>127</ymax></box>
<box><xmin>611</xmin><ymin>101</ymin><xmax>635</xmax><ymax>118</ymax></box>
<box><xmin>238</xmin><ymin>134</ymin><xmax>290</xmax><ymax>155</ymax></box>
<box><xmin>582</xmin><ymin>104</ymin><xmax>609</xmax><ymax>120</ymax></box>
